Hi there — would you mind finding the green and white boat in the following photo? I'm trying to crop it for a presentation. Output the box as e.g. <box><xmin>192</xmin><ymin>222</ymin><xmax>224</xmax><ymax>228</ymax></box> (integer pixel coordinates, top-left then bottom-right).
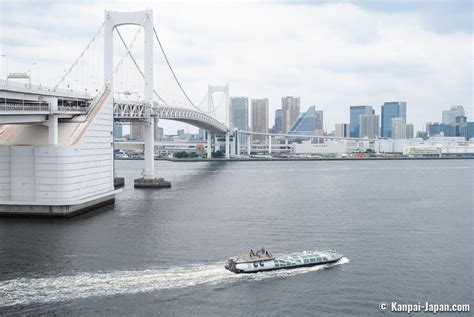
<box><xmin>225</xmin><ymin>248</ymin><xmax>343</xmax><ymax>274</ymax></box>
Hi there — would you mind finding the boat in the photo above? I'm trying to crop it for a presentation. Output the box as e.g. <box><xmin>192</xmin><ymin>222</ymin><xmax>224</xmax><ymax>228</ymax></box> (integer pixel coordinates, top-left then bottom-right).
<box><xmin>225</xmin><ymin>248</ymin><xmax>343</xmax><ymax>273</ymax></box>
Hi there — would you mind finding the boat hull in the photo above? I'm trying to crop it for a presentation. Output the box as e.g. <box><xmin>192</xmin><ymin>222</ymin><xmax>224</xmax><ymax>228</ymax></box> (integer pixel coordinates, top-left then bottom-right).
<box><xmin>228</xmin><ymin>257</ymin><xmax>342</xmax><ymax>274</ymax></box>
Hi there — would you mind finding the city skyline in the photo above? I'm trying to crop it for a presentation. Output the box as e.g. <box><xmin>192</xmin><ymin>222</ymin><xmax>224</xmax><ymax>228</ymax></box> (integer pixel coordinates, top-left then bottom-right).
<box><xmin>1</xmin><ymin>0</ymin><xmax>471</xmax><ymax>135</ymax></box>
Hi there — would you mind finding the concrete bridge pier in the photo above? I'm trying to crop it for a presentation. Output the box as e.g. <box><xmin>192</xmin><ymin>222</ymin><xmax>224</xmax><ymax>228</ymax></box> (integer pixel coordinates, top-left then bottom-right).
<box><xmin>269</xmin><ymin>135</ymin><xmax>272</xmax><ymax>155</ymax></box>
<box><xmin>207</xmin><ymin>130</ymin><xmax>212</xmax><ymax>158</ymax></box>
<box><xmin>225</xmin><ymin>132</ymin><xmax>230</xmax><ymax>159</ymax></box>
<box><xmin>235</xmin><ymin>130</ymin><xmax>241</xmax><ymax>157</ymax></box>
<box><xmin>247</xmin><ymin>134</ymin><xmax>251</xmax><ymax>156</ymax></box>
<box><xmin>134</xmin><ymin>117</ymin><xmax>171</xmax><ymax>189</ymax></box>
<box><xmin>47</xmin><ymin>116</ymin><xmax>58</xmax><ymax>145</ymax></box>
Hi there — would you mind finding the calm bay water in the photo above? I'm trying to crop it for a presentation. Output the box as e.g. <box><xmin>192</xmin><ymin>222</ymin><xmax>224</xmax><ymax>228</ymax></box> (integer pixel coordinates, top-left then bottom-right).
<box><xmin>0</xmin><ymin>159</ymin><xmax>472</xmax><ymax>316</ymax></box>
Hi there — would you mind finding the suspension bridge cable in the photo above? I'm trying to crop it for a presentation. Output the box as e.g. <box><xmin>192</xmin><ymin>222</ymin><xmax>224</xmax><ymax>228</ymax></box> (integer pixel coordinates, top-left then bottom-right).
<box><xmin>54</xmin><ymin>22</ymin><xmax>105</xmax><ymax>90</ymax></box>
<box><xmin>115</xmin><ymin>28</ymin><xmax>170</xmax><ymax>106</ymax></box>
<box><xmin>152</xmin><ymin>26</ymin><xmax>203</xmax><ymax>113</ymax></box>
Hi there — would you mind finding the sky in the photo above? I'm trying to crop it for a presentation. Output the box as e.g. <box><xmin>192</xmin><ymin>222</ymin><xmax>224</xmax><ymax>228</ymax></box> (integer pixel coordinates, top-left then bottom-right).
<box><xmin>0</xmin><ymin>0</ymin><xmax>472</xmax><ymax>135</ymax></box>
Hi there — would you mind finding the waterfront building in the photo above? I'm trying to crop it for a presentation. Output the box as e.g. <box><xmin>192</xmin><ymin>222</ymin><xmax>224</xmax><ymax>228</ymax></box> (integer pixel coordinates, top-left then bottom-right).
<box><xmin>416</xmin><ymin>131</ymin><xmax>428</xmax><ymax>140</ymax></box>
<box><xmin>467</xmin><ymin>122</ymin><xmax>474</xmax><ymax>140</ymax></box>
<box><xmin>406</xmin><ymin>123</ymin><xmax>414</xmax><ymax>139</ymax></box>
<box><xmin>113</xmin><ymin>123</ymin><xmax>123</xmax><ymax>139</ymax></box>
<box><xmin>375</xmin><ymin>136</ymin><xmax>473</xmax><ymax>156</ymax></box>
<box><xmin>292</xmin><ymin>139</ymin><xmax>370</xmax><ymax>156</ymax></box>
<box><xmin>288</xmin><ymin>106</ymin><xmax>322</xmax><ymax>136</ymax></box>
<box><xmin>426</xmin><ymin>122</ymin><xmax>451</xmax><ymax>137</ymax></box>
<box><xmin>274</xmin><ymin>109</ymin><xmax>282</xmax><ymax>134</ymax></box>
<box><xmin>130</xmin><ymin>124</ymin><xmax>144</xmax><ymax>140</ymax></box>
<box><xmin>230</xmin><ymin>97</ymin><xmax>249</xmax><ymax>131</ymax></box>
<box><xmin>391</xmin><ymin>117</ymin><xmax>406</xmax><ymax>139</ymax></box>
<box><xmin>251</xmin><ymin>98</ymin><xmax>269</xmax><ymax>143</ymax></box>
<box><xmin>177</xmin><ymin>129</ymin><xmax>185</xmax><ymax>139</ymax></box>
<box><xmin>349</xmin><ymin>105</ymin><xmax>373</xmax><ymax>137</ymax></box>
<box><xmin>381</xmin><ymin>101</ymin><xmax>406</xmax><ymax>138</ymax></box>
<box><xmin>281</xmin><ymin>96</ymin><xmax>300</xmax><ymax>133</ymax></box>
<box><xmin>374</xmin><ymin>139</ymin><xmax>408</xmax><ymax>153</ymax></box>
<box><xmin>359</xmin><ymin>114</ymin><xmax>379</xmax><ymax>139</ymax></box>
<box><xmin>335</xmin><ymin>123</ymin><xmax>350</xmax><ymax>138</ymax></box>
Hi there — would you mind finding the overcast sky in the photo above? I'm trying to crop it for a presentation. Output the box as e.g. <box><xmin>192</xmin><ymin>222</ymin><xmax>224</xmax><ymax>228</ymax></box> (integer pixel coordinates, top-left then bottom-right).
<box><xmin>1</xmin><ymin>0</ymin><xmax>472</xmax><ymax>134</ymax></box>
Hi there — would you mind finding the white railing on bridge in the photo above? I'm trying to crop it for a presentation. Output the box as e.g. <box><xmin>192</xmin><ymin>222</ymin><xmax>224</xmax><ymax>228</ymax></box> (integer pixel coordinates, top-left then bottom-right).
<box><xmin>0</xmin><ymin>103</ymin><xmax>89</xmax><ymax>113</ymax></box>
<box><xmin>0</xmin><ymin>103</ymin><xmax>49</xmax><ymax>112</ymax></box>
<box><xmin>0</xmin><ymin>79</ymin><xmax>91</xmax><ymax>99</ymax></box>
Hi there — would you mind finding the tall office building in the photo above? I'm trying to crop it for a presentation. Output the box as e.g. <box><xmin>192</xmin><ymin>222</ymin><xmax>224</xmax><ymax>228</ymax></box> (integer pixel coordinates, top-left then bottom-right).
<box><xmin>251</xmin><ymin>98</ymin><xmax>269</xmax><ymax>142</ymax></box>
<box><xmin>454</xmin><ymin>115</ymin><xmax>468</xmax><ymax>138</ymax></box>
<box><xmin>113</xmin><ymin>123</ymin><xmax>123</xmax><ymax>139</ymax></box>
<box><xmin>391</xmin><ymin>117</ymin><xmax>406</xmax><ymax>139</ymax></box>
<box><xmin>288</xmin><ymin>105</ymin><xmax>322</xmax><ymax>136</ymax></box>
<box><xmin>449</xmin><ymin>106</ymin><xmax>465</xmax><ymax>124</ymax></box>
<box><xmin>406</xmin><ymin>123</ymin><xmax>414</xmax><ymax>139</ymax></box>
<box><xmin>335</xmin><ymin>123</ymin><xmax>350</xmax><ymax>138</ymax></box>
<box><xmin>281</xmin><ymin>96</ymin><xmax>300</xmax><ymax>133</ymax></box>
<box><xmin>359</xmin><ymin>114</ymin><xmax>379</xmax><ymax>139</ymax></box>
<box><xmin>467</xmin><ymin>122</ymin><xmax>474</xmax><ymax>140</ymax></box>
<box><xmin>274</xmin><ymin>109</ymin><xmax>282</xmax><ymax>133</ymax></box>
<box><xmin>426</xmin><ymin>122</ymin><xmax>451</xmax><ymax>137</ymax></box>
<box><xmin>442</xmin><ymin>110</ymin><xmax>451</xmax><ymax>125</ymax></box>
<box><xmin>130</xmin><ymin>124</ymin><xmax>144</xmax><ymax>140</ymax></box>
<box><xmin>315</xmin><ymin>110</ymin><xmax>323</xmax><ymax>130</ymax></box>
<box><xmin>155</xmin><ymin>126</ymin><xmax>164</xmax><ymax>140</ymax></box>
<box><xmin>230</xmin><ymin>97</ymin><xmax>249</xmax><ymax>131</ymax></box>
<box><xmin>349</xmin><ymin>105</ymin><xmax>373</xmax><ymax>137</ymax></box>
<box><xmin>381</xmin><ymin>101</ymin><xmax>406</xmax><ymax>138</ymax></box>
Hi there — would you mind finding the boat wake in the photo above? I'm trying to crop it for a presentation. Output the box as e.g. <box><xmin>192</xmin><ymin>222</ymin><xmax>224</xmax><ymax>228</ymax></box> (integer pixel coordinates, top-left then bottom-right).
<box><xmin>0</xmin><ymin>257</ymin><xmax>349</xmax><ymax>307</ymax></box>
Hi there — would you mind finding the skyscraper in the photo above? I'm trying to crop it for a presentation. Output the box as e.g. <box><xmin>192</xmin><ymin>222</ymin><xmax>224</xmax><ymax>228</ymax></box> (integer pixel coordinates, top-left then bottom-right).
<box><xmin>315</xmin><ymin>110</ymin><xmax>323</xmax><ymax>130</ymax></box>
<box><xmin>406</xmin><ymin>123</ymin><xmax>414</xmax><ymax>139</ymax></box>
<box><xmin>155</xmin><ymin>126</ymin><xmax>164</xmax><ymax>140</ymax></box>
<box><xmin>442</xmin><ymin>110</ymin><xmax>451</xmax><ymax>125</ymax></box>
<box><xmin>130</xmin><ymin>124</ymin><xmax>144</xmax><ymax>140</ymax></box>
<box><xmin>281</xmin><ymin>96</ymin><xmax>300</xmax><ymax>133</ymax></box>
<box><xmin>381</xmin><ymin>101</ymin><xmax>406</xmax><ymax>138</ymax></box>
<box><xmin>349</xmin><ymin>105</ymin><xmax>373</xmax><ymax>137</ymax></box>
<box><xmin>230</xmin><ymin>97</ymin><xmax>249</xmax><ymax>131</ymax></box>
<box><xmin>274</xmin><ymin>109</ymin><xmax>282</xmax><ymax>133</ymax></box>
<box><xmin>113</xmin><ymin>123</ymin><xmax>123</xmax><ymax>139</ymax></box>
<box><xmin>335</xmin><ymin>123</ymin><xmax>350</xmax><ymax>138</ymax></box>
<box><xmin>449</xmin><ymin>106</ymin><xmax>465</xmax><ymax>124</ymax></box>
<box><xmin>391</xmin><ymin>117</ymin><xmax>406</xmax><ymax>139</ymax></box>
<box><xmin>359</xmin><ymin>114</ymin><xmax>379</xmax><ymax>139</ymax></box>
<box><xmin>251</xmin><ymin>98</ymin><xmax>269</xmax><ymax>143</ymax></box>
<box><xmin>467</xmin><ymin>122</ymin><xmax>474</xmax><ymax>140</ymax></box>
<box><xmin>288</xmin><ymin>105</ymin><xmax>322</xmax><ymax>136</ymax></box>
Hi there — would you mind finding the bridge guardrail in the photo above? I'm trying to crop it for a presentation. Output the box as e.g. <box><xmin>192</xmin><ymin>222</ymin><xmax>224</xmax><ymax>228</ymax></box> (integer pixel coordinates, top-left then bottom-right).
<box><xmin>0</xmin><ymin>103</ymin><xmax>50</xmax><ymax>112</ymax></box>
<box><xmin>0</xmin><ymin>103</ymin><xmax>90</xmax><ymax>113</ymax></box>
<box><xmin>0</xmin><ymin>79</ymin><xmax>91</xmax><ymax>98</ymax></box>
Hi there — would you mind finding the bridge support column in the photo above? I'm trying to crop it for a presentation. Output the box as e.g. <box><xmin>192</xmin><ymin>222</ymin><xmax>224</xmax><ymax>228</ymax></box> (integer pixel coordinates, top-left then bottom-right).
<box><xmin>225</xmin><ymin>132</ymin><xmax>230</xmax><ymax>159</ymax></box>
<box><xmin>47</xmin><ymin>115</ymin><xmax>58</xmax><ymax>145</ymax></box>
<box><xmin>207</xmin><ymin>131</ymin><xmax>212</xmax><ymax>159</ymax></box>
<box><xmin>236</xmin><ymin>131</ymin><xmax>241</xmax><ymax>157</ymax></box>
<box><xmin>247</xmin><ymin>134</ymin><xmax>251</xmax><ymax>156</ymax></box>
<box><xmin>269</xmin><ymin>135</ymin><xmax>272</xmax><ymax>155</ymax></box>
<box><xmin>231</xmin><ymin>129</ymin><xmax>236</xmax><ymax>157</ymax></box>
<box><xmin>143</xmin><ymin>119</ymin><xmax>155</xmax><ymax>179</ymax></box>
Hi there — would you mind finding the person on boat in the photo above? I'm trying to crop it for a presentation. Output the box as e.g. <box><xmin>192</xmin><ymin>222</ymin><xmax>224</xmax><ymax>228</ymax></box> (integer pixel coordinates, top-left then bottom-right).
<box><xmin>250</xmin><ymin>249</ymin><xmax>255</xmax><ymax>257</ymax></box>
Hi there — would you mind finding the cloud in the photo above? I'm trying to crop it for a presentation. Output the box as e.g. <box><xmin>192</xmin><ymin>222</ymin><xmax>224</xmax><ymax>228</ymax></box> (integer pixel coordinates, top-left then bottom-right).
<box><xmin>0</xmin><ymin>0</ymin><xmax>472</xmax><ymax>134</ymax></box>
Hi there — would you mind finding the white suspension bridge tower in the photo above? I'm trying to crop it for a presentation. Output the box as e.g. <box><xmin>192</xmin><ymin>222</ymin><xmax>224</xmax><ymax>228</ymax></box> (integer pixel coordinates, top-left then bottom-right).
<box><xmin>0</xmin><ymin>9</ymin><xmax>233</xmax><ymax>216</ymax></box>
